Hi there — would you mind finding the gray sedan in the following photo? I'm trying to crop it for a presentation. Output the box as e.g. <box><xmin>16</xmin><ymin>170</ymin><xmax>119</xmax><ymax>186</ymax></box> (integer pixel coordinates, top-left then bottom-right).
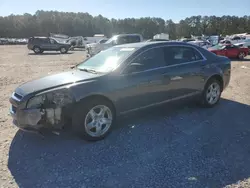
<box><xmin>9</xmin><ymin>42</ymin><xmax>231</xmax><ymax>141</ymax></box>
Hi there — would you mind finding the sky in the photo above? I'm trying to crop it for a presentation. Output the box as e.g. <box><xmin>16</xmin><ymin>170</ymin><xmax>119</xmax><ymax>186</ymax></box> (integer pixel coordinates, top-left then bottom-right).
<box><xmin>0</xmin><ymin>0</ymin><xmax>249</xmax><ymax>22</ymax></box>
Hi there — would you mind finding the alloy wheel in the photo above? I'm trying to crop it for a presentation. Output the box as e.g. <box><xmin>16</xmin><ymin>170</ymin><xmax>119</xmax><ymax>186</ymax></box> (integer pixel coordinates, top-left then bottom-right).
<box><xmin>206</xmin><ymin>82</ymin><xmax>221</xmax><ymax>105</ymax></box>
<box><xmin>34</xmin><ymin>47</ymin><xmax>40</xmax><ymax>53</ymax></box>
<box><xmin>239</xmin><ymin>52</ymin><xmax>245</xmax><ymax>59</ymax></box>
<box><xmin>84</xmin><ymin>105</ymin><xmax>113</xmax><ymax>137</ymax></box>
<box><xmin>61</xmin><ymin>47</ymin><xmax>66</xmax><ymax>53</ymax></box>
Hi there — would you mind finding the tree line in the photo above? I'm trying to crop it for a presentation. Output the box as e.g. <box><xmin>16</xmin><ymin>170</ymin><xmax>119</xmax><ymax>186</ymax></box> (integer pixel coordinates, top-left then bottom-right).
<box><xmin>0</xmin><ymin>10</ymin><xmax>250</xmax><ymax>39</ymax></box>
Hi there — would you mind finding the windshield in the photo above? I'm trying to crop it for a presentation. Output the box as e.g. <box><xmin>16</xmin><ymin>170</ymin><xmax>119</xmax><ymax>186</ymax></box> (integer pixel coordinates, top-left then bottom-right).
<box><xmin>99</xmin><ymin>39</ymin><xmax>108</xmax><ymax>43</ymax></box>
<box><xmin>77</xmin><ymin>46</ymin><xmax>136</xmax><ymax>72</ymax></box>
<box><xmin>105</xmin><ymin>35</ymin><xmax>118</xmax><ymax>44</ymax></box>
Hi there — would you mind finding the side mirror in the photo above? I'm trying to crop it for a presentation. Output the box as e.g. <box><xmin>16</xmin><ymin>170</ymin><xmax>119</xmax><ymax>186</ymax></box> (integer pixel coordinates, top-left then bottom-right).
<box><xmin>124</xmin><ymin>63</ymin><xmax>143</xmax><ymax>74</ymax></box>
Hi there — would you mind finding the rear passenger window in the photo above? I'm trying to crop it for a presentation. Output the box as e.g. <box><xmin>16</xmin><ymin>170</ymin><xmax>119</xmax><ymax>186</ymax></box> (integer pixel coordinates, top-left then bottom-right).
<box><xmin>128</xmin><ymin>36</ymin><xmax>140</xmax><ymax>43</ymax></box>
<box><xmin>129</xmin><ymin>47</ymin><xmax>165</xmax><ymax>72</ymax></box>
<box><xmin>164</xmin><ymin>46</ymin><xmax>203</xmax><ymax>65</ymax></box>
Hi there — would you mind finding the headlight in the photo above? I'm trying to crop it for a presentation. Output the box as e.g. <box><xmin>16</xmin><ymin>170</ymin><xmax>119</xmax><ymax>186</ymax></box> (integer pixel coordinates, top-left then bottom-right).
<box><xmin>27</xmin><ymin>89</ymin><xmax>73</xmax><ymax>109</ymax></box>
<box><xmin>26</xmin><ymin>95</ymin><xmax>45</xmax><ymax>109</ymax></box>
<box><xmin>46</xmin><ymin>89</ymin><xmax>73</xmax><ymax>107</ymax></box>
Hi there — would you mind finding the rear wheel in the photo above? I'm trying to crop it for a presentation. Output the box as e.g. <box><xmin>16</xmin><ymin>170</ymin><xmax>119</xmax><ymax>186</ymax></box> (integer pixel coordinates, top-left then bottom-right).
<box><xmin>200</xmin><ymin>78</ymin><xmax>221</xmax><ymax>107</ymax></box>
<box><xmin>72</xmin><ymin>99</ymin><xmax>115</xmax><ymax>141</ymax></box>
<box><xmin>238</xmin><ymin>52</ymin><xmax>245</xmax><ymax>60</ymax></box>
<box><xmin>33</xmin><ymin>46</ymin><xmax>42</xmax><ymax>54</ymax></box>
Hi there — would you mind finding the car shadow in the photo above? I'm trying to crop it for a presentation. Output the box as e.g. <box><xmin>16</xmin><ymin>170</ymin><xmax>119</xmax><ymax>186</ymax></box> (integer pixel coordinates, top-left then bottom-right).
<box><xmin>8</xmin><ymin>98</ymin><xmax>250</xmax><ymax>188</ymax></box>
<box><xmin>28</xmin><ymin>52</ymin><xmax>73</xmax><ymax>55</ymax></box>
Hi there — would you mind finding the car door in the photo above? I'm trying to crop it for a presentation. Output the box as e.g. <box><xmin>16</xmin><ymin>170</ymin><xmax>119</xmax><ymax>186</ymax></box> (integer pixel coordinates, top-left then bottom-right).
<box><xmin>159</xmin><ymin>46</ymin><xmax>206</xmax><ymax>100</ymax></box>
<box><xmin>116</xmin><ymin>47</ymin><xmax>168</xmax><ymax>113</ymax></box>
<box><xmin>49</xmin><ymin>38</ymin><xmax>59</xmax><ymax>50</ymax></box>
<box><xmin>39</xmin><ymin>38</ymin><xmax>51</xmax><ymax>50</ymax></box>
<box><xmin>215</xmin><ymin>48</ymin><xmax>226</xmax><ymax>56</ymax></box>
<box><xmin>224</xmin><ymin>45</ymin><xmax>239</xmax><ymax>58</ymax></box>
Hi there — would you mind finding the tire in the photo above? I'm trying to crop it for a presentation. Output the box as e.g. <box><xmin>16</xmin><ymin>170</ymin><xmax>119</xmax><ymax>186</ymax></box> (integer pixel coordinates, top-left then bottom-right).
<box><xmin>33</xmin><ymin>46</ymin><xmax>41</xmax><ymax>54</ymax></box>
<box><xmin>60</xmin><ymin>47</ymin><xmax>68</xmax><ymax>54</ymax></box>
<box><xmin>238</xmin><ymin>52</ymin><xmax>245</xmax><ymax>60</ymax></box>
<box><xmin>72</xmin><ymin>98</ymin><xmax>115</xmax><ymax>141</ymax></box>
<box><xmin>200</xmin><ymin>78</ymin><xmax>222</xmax><ymax>108</ymax></box>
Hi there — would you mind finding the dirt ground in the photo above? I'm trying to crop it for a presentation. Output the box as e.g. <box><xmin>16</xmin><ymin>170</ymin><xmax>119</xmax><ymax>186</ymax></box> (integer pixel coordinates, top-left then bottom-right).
<box><xmin>0</xmin><ymin>45</ymin><xmax>250</xmax><ymax>188</ymax></box>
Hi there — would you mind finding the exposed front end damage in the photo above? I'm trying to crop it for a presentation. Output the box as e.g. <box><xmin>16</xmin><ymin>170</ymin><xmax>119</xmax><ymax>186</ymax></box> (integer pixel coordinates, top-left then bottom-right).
<box><xmin>45</xmin><ymin>108</ymin><xmax>62</xmax><ymax>126</ymax></box>
<box><xmin>10</xmin><ymin>89</ymin><xmax>74</xmax><ymax>132</ymax></box>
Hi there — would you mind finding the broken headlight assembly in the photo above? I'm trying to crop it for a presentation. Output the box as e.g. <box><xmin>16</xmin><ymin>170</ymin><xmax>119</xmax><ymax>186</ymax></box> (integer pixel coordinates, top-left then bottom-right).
<box><xmin>26</xmin><ymin>89</ymin><xmax>74</xmax><ymax>109</ymax></box>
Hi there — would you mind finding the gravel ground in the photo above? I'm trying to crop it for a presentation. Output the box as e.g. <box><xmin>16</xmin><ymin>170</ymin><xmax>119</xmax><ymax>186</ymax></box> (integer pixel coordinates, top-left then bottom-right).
<box><xmin>1</xmin><ymin>46</ymin><xmax>250</xmax><ymax>188</ymax></box>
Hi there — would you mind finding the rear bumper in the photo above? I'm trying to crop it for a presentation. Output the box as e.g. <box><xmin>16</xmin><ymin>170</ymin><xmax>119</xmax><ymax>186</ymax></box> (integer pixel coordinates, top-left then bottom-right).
<box><xmin>223</xmin><ymin>66</ymin><xmax>231</xmax><ymax>90</ymax></box>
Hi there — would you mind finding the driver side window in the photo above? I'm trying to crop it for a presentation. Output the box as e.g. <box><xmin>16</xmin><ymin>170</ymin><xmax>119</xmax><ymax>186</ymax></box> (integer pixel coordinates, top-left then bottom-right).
<box><xmin>50</xmin><ymin>39</ymin><xmax>56</xmax><ymax>44</ymax></box>
<box><xmin>124</xmin><ymin>47</ymin><xmax>166</xmax><ymax>74</ymax></box>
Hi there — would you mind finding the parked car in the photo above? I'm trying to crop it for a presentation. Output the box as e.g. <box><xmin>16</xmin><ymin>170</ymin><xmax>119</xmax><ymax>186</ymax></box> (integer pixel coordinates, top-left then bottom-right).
<box><xmin>188</xmin><ymin>40</ymin><xmax>212</xmax><ymax>49</ymax></box>
<box><xmin>87</xmin><ymin>34</ymin><xmax>143</xmax><ymax>56</ymax></box>
<box><xmin>229</xmin><ymin>35</ymin><xmax>247</xmax><ymax>44</ymax></box>
<box><xmin>208</xmin><ymin>44</ymin><xmax>249</xmax><ymax>59</ymax></box>
<box><xmin>219</xmin><ymin>40</ymin><xmax>232</xmax><ymax>45</ymax></box>
<box><xmin>86</xmin><ymin>39</ymin><xmax>109</xmax><ymax>54</ymax></box>
<box><xmin>27</xmin><ymin>37</ymin><xmax>71</xmax><ymax>54</ymax></box>
<box><xmin>146</xmin><ymin>39</ymin><xmax>169</xmax><ymax>42</ymax></box>
<box><xmin>180</xmin><ymin>38</ymin><xmax>195</xmax><ymax>42</ymax></box>
<box><xmin>234</xmin><ymin>38</ymin><xmax>250</xmax><ymax>54</ymax></box>
<box><xmin>9</xmin><ymin>42</ymin><xmax>231</xmax><ymax>141</ymax></box>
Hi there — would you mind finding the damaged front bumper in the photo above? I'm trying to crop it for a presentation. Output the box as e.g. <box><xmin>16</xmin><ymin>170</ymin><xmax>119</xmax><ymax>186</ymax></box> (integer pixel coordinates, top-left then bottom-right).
<box><xmin>10</xmin><ymin>107</ymin><xmax>43</xmax><ymax>132</ymax></box>
<box><xmin>9</xmin><ymin>91</ymin><xmax>74</xmax><ymax>133</ymax></box>
<box><xmin>10</xmin><ymin>105</ymin><xmax>63</xmax><ymax>132</ymax></box>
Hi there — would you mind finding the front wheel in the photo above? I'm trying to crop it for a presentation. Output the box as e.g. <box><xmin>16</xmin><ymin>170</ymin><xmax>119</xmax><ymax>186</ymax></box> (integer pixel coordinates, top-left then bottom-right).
<box><xmin>60</xmin><ymin>47</ymin><xmax>68</xmax><ymax>54</ymax></box>
<box><xmin>72</xmin><ymin>99</ymin><xmax>115</xmax><ymax>141</ymax></box>
<box><xmin>200</xmin><ymin>79</ymin><xmax>221</xmax><ymax>107</ymax></box>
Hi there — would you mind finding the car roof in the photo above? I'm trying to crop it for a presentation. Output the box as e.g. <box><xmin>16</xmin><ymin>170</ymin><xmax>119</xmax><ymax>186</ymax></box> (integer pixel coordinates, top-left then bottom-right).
<box><xmin>115</xmin><ymin>41</ymin><xmax>198</xmax><ymax>49</ymax></box>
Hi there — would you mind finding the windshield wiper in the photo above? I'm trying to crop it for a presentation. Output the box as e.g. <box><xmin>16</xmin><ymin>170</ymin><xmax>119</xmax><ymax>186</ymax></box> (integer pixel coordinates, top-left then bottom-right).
<box><xmin>78</xmin><ymin>68</ymin><xmax>98</xmax><ymax>74</ymax></box>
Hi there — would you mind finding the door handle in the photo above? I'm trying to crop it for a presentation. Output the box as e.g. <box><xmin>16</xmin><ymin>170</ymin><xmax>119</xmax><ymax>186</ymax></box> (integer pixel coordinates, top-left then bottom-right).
<box><xmin>201</xmin><ymin>64</ymin><xmax>209</xmax><ymax>70</ymax></box>
<box><xmin>170</xmin><ymin>76</ymin><xmax>183</xmax><ymax>81</ymax></box>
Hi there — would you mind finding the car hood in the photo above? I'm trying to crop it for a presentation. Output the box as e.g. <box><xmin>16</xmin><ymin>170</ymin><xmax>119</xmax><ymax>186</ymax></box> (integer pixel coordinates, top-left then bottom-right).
<box><xmin>15</xmin><ymin>70</ymin><xmax>100</xmax><ymax>96</ymax></box>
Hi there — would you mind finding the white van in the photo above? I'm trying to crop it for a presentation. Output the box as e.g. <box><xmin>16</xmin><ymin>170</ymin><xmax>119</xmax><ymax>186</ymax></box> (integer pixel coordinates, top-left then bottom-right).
<box><xmin>87</xmin><ymin>34</ymin><xmax>143</xmax><ymax>56</ymax></box>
